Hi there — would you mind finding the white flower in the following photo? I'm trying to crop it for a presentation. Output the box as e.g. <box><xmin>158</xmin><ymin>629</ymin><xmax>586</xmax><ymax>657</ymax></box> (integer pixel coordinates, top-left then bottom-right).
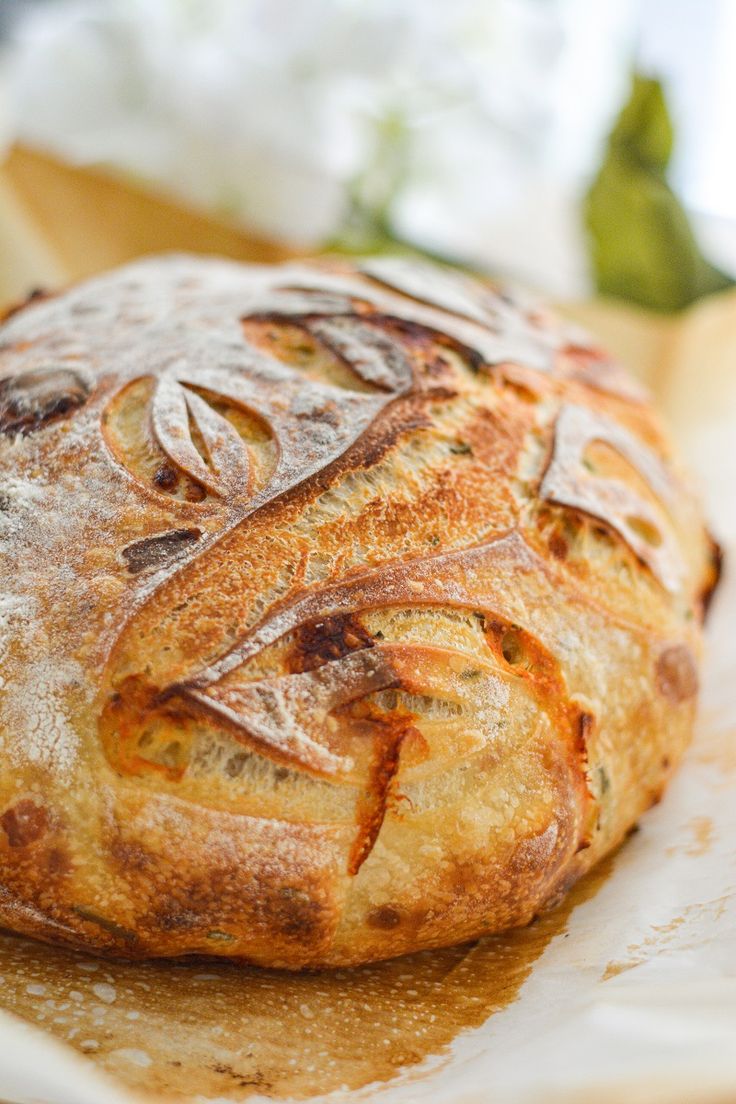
<box><xmin>2</xmin><ymin>0</ymin><xmax>636</xmax><ymax>293</ymax></box>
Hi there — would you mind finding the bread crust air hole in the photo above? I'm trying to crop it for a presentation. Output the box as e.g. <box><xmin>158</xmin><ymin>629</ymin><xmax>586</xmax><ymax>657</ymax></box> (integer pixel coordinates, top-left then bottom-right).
<box><xmin>625</xmin><ymin>515</ymin><xmax>663</xmax><ymax>548</ymax></box>
<box><xmin>121</xmin><ymin>529</ymin><xmax>202</xmax><ymax>574</ymax></box>
<box><xmin>0</xmin><ymin>799</ymin><xmax>49</xmax><ymax>848</ymax></box>
<box><xmin>655</xmin><ymin>645</ymin><xmax>699</xmax><ymax>703</ymax></box>
<box><xmin>0</xmin><ymin>367</ymin><xmax>89</xmax><ymax>435</ymax></box>
<box><xmin>500</xmin><ymin>629</ymin><xmax>527</xmax><ymax>667</ymax></box>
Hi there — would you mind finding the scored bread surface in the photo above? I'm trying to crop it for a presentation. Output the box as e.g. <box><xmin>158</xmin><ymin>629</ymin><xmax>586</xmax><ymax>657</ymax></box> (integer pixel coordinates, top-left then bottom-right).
<box><xmin>0</xmin><ymin>255</ymin><xmax>719</xmax><ymax>967</ymax></box>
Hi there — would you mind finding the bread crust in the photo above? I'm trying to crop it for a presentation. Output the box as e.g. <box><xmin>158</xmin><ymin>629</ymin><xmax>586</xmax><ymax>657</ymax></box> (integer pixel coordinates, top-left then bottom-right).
<box><xmin>0</xmin><ymin>255</ymin><xmax>717</xmax><ymax>967</ymax></box>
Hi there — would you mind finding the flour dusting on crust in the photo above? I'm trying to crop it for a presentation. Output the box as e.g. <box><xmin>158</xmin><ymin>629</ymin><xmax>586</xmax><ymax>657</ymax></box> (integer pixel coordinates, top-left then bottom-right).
<box><xmin>0</xmin><ymin>254</ymin><xmax>714</xmax><ymax>967</ymax></box>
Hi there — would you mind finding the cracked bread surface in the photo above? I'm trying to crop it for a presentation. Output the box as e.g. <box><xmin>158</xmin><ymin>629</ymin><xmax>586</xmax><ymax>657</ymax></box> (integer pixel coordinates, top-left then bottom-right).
<box><xmin>0</xmin><ymin>254</ymin><xmax>719</xmax><ymax>967</ymax></box>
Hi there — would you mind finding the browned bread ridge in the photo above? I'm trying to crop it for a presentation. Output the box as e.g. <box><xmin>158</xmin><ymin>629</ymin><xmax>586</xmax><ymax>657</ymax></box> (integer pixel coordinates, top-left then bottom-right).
<box><xmin>0</xmin><ymin>255</ymin><xmax>719</xmax><ymax>967</ymax></box>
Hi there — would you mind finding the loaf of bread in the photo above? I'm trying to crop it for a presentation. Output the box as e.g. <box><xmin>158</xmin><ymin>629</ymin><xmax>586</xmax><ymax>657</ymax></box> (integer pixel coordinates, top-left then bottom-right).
<box><xmin>0</xmin><ymin>255</ymin><xmax>719</xmax><ymax>967</ymax></box>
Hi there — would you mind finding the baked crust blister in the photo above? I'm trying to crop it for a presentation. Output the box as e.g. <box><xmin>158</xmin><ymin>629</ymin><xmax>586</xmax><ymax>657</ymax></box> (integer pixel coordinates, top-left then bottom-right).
<box><xmin>0</xmin><ymin>254</ymin><xmax>719</xmax><ymax>967</ymax></box>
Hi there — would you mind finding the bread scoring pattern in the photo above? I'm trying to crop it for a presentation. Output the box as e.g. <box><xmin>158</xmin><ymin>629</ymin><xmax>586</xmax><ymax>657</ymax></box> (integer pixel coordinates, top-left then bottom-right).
<box><xmin>541</xmin><ymin>402</ymin><xmax>684</xmax><ymax>591</ymax></box>
<box><xmin>0</xmin><ymin>255</ymin><xmax>717</xmax><ymax>966</ymax></box>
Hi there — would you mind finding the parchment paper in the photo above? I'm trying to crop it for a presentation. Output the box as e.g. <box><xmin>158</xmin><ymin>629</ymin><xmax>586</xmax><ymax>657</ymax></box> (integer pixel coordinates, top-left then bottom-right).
<box><xmin>0</xmin><ymin>147</ymin><xmax>735</xmax><ymax>1104</ymax></box>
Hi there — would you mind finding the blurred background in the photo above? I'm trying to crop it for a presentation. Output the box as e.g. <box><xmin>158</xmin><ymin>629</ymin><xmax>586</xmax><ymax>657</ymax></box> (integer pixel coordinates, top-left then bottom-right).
<box><xmin>0</xmin><ymin>0</ymin><xmax>734</xmax><ymax>528</ymax></box>
<box><xmin>1</xmin><ymin>0</ymin><xmax>736</xmax><ymax>304</ymax></box>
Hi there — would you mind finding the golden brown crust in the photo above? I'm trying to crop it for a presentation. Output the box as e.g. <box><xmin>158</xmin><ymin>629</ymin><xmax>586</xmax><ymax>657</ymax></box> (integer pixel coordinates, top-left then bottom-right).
<box><xmin>0</xmin><ymin>254</ymin><xmax>715</xmax><ymax>967</ymax></box>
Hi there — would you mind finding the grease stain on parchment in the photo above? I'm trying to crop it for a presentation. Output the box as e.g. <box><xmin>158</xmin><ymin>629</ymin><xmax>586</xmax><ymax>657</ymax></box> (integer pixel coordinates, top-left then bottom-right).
<box><xmin>0</xmin><ymin>854</ymin><xmax>616</xmax><ymax>1101</ymax></box>
<box><xmin>666</xmin><ymin>815</ymin><xmax>714</xmax><ymax>857</ymax></box>
<box><xmin>602</xmin><ymin>893</ymin><xmax>730</xmax><ymax>983</ymax></box>
<box><xmin>694</xmin><ymin>723</ymin><xmax>736</xmax><ymax>777</ymax></box>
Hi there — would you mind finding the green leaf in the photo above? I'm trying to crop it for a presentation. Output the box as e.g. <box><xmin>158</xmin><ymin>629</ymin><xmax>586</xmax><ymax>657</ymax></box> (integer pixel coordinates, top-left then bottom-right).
<box><xmin>585</xmin><ymin>73</ymin><xmax>733</xmax><ymax>312</ymax></box>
